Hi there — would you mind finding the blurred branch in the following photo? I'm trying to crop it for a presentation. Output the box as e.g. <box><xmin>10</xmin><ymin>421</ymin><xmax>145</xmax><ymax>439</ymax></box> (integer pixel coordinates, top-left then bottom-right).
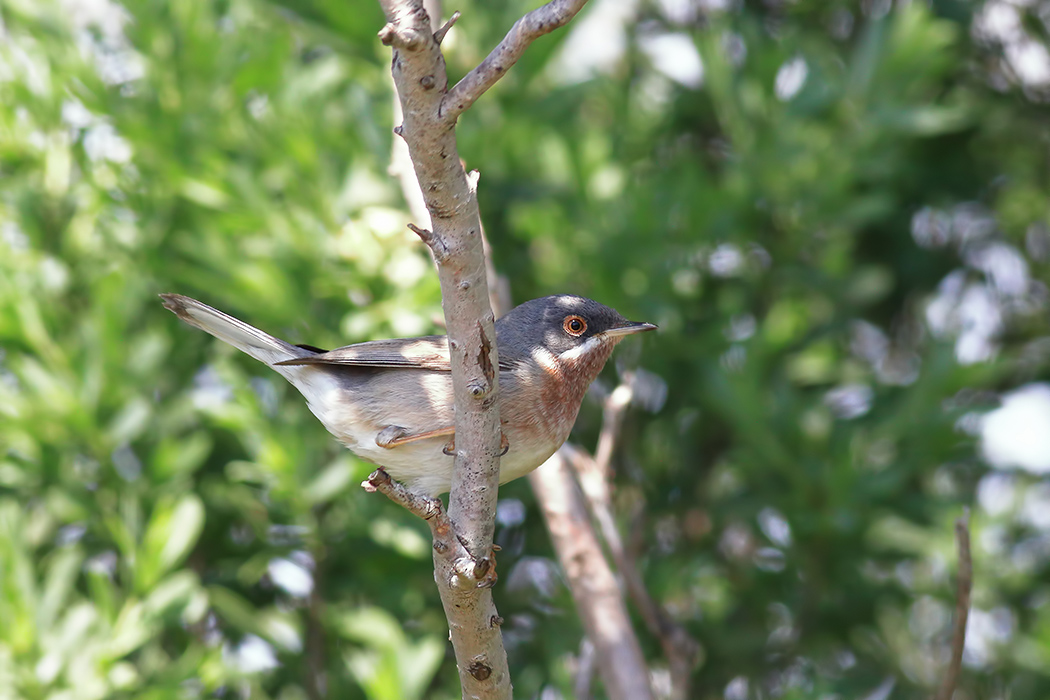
<box><xmin>573</xmin><ymin>637</ymin><xmax>597</xmax><ymax>700</ymax></box>
<box><xmin>442</xmin><ymin>0</ymin><xmax>590</xmax><ymax>122</ymax></box>
<box><xmin>528</xmin><ymin>452</ymin><xmax>654</xmax><ymax>700</ymax></box>
<box><xmin>566</xmin><ymin>431</ymin><xmax>699</xmax><ymax>700</ymax></box>
<box><xmin>561</xmin><ymin>370</ymin><xmax>698</xmax><ymax>699</ymax></box>
<box><xmin>556</xmin><ymin>370</ymin><xmax>697</xmax><ymax>698</ymax></box>
<box><xmin>935</xmin><ymin>510</ymin><xmax>972</xmax><ymax>700</ymax></box>
<box><xmin>480</xmin><ymin>213</ymin><xmax>512</xmax><ymax>320</ymax></box>
<box><xmin>593</xmin><ymin>382</ymin><xmax>634</xmax><ymax>478</ymax></box>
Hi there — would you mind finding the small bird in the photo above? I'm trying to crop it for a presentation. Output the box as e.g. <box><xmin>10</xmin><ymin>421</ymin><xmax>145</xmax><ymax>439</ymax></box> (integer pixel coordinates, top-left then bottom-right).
<box><xmin>161</xmin><ymin>294</ymin><xmax>655</xmax><ymax>496</ymax></box>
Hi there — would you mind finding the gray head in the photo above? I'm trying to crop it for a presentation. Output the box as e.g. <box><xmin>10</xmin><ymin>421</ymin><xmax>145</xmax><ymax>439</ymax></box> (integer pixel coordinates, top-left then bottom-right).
<box><xmin>495</xmin><ymin>295</ymin><xmax>656</xmax><ymax>367</ymax></box>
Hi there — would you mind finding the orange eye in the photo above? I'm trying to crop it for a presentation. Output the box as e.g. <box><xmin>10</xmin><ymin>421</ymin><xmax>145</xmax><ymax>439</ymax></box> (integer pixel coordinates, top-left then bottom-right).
<box><xmin>563</xmin><ymin>315</ymin><xmax>587</xmax><ymax>337</ymax></box>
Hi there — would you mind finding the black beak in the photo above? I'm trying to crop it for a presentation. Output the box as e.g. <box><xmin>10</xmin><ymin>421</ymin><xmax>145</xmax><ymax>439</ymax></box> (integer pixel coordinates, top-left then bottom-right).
<box><xmin>602</xmin><ymin>321</ymin><xmax>658</xmax><ymax>338</ymax></box>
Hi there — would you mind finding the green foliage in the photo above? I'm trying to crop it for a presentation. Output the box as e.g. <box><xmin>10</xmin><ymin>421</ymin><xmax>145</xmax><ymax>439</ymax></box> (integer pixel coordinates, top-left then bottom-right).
<box><xmin>2</xmin><ymin>0</ymin><xmax>1049</xmax><ymax>698</ymax></box>
<box><xmin>341</xmin><ymin>607</ymin><xmax>445</xmax><ymax>700</ymax></box>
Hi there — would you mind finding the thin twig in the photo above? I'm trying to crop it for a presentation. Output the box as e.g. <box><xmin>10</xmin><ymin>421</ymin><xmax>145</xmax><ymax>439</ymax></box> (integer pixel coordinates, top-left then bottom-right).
<box><xmin>365</xmin><ymin>469</ymin><xmax>496</xmax><ymax>593</ymax></box>
<box><xmin>481</xmin><ymin>230</ymin><xmax>511</xmax><ymax>318</ymax></box>
<box><xmin>365</xmin><ymin>469</ymin><xmax>444</xmax><ymax>520</ymax></box>
<box><xmin>564</xmin><ymin>445</ymin><xmax>699</xmax><ymax>700</ymax></box>
<box><xmin>593</xmin><ymin>382</ymin><xmax>634</xmax><ymax>478</ymax></box>
<box><xmin>434</xmin><ymin>10</ymin><xmax>460</xmax><ymax>44</ymax></box>
<box><xmin>936</xmin><ymin>510</ymin><xmax>972</xmax><ymax>700</ymax></box>
<box><xmin>442</xmin><ymin>0</ymin><xmax>591</xmax><ymax>122</ymax></box>
<box><xmin>575</xmin><ymin>380</ymin><xmax>633</xmax><ymax>507</ymax></box>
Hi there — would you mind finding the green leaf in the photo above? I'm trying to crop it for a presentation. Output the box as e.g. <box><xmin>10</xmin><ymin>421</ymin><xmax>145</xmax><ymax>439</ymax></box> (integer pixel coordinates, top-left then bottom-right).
<box><xmin>340</xmin><ymin>607</ymin><xmax>444</xmax><ymax>700</ymax></box>
<box><xmin>143</xmin><ymin>571</ymin><xmax>201</xmax><ymax>620</ymax></box>
<box><xmin>38</xmin><ymin>546</ymin><xmax>84</xmax><ymax>633</ymax></box>
<box><xmin>150</xmin><ymin>433</ymin><xmax>213</xmax><ymax>480</ymax></box>
<box><xmin>137</xmin><ymin>495</ymin><xmax>205</xmax><ymax>592</ymax></box>
<box><xmin>303</xmin><ymin>456</ymin><xmax>357</xmax><ymax>505</ymax></box>
<box><xmin>207</xmin><ymin>585</ymin><xmax>267</xmax><ymax>638</ymax></box>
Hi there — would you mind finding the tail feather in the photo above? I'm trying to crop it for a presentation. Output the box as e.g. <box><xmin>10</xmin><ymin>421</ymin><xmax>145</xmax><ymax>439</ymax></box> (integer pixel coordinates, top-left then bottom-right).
<box><xmin>159</xmin><ymin>294</ymin><xmax>312</xmax><ymax>368</ymax></box>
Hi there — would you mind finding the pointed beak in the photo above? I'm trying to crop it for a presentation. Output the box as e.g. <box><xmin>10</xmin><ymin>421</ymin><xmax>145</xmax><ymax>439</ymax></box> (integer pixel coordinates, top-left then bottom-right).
<box><xmin>602</xmin><ymin>321</ymin><xmax>658</xmax><ymax>338</ymax></box>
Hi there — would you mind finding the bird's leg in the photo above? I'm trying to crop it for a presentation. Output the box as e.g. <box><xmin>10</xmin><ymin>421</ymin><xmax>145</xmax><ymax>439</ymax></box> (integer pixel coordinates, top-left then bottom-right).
<box><xmin>377</xmin><ymin>424</ymin><xmax>455</xmax><ymax>449</ymax></box>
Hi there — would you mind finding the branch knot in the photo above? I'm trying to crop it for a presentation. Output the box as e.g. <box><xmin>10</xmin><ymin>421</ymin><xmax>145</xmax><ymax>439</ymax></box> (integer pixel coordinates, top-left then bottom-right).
<box><xmin>468</xmin><ymin>657</ymin><xmax>493</xmax><ymax>681</ymax></box>
<box><xmin>377</xmin><ymin>21</ymin><xmax>428</xmax><ymax>50</ymax></box>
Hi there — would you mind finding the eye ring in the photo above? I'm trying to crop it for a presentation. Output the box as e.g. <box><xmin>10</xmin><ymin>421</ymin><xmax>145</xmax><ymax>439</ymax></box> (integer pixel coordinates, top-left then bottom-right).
<box><xmin>563</xmin><ymin>315</ymin><xmax>587</xmax><ymax>337</ymax></box>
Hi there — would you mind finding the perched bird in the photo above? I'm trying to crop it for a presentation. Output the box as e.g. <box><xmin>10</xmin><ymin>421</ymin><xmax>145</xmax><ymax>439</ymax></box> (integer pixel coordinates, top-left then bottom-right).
<box><xmin>161</xmin><ymin>294</ymin><xmax>655</xmax><ymax>496</ymax></box>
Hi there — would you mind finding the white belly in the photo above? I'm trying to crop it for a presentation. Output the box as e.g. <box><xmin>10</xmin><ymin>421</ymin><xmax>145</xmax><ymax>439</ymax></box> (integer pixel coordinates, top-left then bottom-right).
<box><xmin>284</xmin><ymin>364</ymin><xmax>566</xmax><ymax>497</ymax></box>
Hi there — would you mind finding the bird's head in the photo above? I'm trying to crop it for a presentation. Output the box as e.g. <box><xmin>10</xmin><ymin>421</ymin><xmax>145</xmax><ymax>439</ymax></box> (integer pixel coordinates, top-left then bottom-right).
<box><xmin>496</xmin><ymin>295</ymin><xmax>656</xmax><ymax>384</ymax></box>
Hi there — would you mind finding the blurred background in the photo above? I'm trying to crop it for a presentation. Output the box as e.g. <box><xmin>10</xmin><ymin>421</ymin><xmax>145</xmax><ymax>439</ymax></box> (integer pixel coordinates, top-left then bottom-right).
<box><xmin>2</xmin><ymin>0</ymin><xmax>1050</xmax><ymax>698</ymax></box>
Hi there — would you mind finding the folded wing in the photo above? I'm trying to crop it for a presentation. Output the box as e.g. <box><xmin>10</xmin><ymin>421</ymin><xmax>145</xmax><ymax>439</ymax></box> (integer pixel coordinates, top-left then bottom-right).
<box><xmin>275</xmin><ymin>336</ymin><xmax>451</xmax><ymax>371</ymax></box>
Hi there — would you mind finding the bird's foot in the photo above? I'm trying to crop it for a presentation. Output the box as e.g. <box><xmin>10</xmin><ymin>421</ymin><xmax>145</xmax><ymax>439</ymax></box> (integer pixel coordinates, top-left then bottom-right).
<box><xmin>379</xmin><ymin>424</ymin><xmax>455</xmax><ymax>449</ymax></box>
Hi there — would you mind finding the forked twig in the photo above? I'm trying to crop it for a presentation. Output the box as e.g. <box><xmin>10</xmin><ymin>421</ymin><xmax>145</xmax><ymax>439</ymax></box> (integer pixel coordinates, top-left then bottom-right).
<box><xmin>442</xmin><ymin>0</ymin><xmax>590</xmax><ymax>121</ymax></box>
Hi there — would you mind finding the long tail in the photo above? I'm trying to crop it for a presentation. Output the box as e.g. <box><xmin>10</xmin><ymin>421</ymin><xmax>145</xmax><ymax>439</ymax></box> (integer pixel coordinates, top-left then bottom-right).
<box><xmin>159</xmin><ymin>294</ymin><xmax>314</xmax><ymax>369</ymax></box>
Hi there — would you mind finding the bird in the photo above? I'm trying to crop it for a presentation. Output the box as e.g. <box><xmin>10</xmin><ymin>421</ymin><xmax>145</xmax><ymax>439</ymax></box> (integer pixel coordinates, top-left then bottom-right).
<box><xmin>160</xmin><ymin>293</ymin><xmax>656</xmax><ymax>496</ymax></box>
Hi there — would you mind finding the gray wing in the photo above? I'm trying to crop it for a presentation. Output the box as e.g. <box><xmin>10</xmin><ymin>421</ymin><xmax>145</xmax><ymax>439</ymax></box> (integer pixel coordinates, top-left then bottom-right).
<box><xmin>275</xmin><ymin>336</ymin><xmax>452</xmax><ymax>371</ymax></box>
<box><xmin>277</xmin><ymin>335</ymin><xmax>516</xmax><ymax>372</ymax></box>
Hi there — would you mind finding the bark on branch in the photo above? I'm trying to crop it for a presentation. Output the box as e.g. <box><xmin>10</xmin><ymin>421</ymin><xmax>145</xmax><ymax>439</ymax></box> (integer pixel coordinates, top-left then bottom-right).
<box><xmin>373</xmin><ymin>0</ymin><xmax>590</xmax><ymax>696</ymax></box>
<box><xmin>376</xmin><ymin>0</ymin><xmax>506</xmax><ymax>695</ymax></box>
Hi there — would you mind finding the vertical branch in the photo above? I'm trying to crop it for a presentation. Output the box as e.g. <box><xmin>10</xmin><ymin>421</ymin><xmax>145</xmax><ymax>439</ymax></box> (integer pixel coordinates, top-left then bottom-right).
<box><xmin>376</xmin><ymin>1</ymin><xmax>506</xmax><ymax>696</ymax></box>
<box><xmin>367</xmin><ymin>469</ymin><xmax>507</xmax><ymax>696</ymax></box>
<box><xmin>573</xmin><ymin>637</ymin><xmax>597</xmax><ymax>700</ymax></box>
<box><xmin>374</xmin><ymin>2</ymin><xmax>593</xmax><ymax>697</ymax></box>
<box><xmin>935</xmin><ymin>511</ymin><xmax>972</xmax><ymax>700</ymax></box>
